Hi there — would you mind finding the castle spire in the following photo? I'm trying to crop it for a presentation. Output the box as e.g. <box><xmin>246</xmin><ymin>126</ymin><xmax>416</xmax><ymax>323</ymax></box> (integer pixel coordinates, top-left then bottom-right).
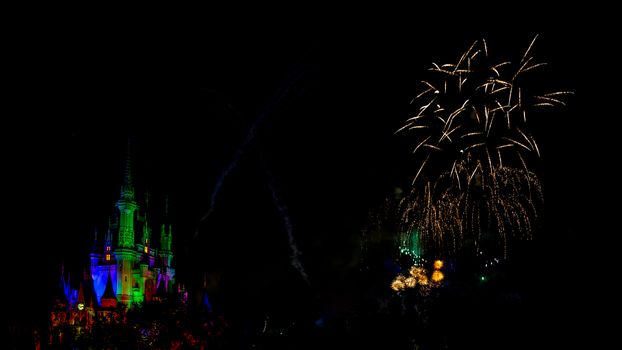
<box><xmin>158</xmin><ymin>197</ymin><xmax>175</xmax><ymax>293</ymax></box>
<box><xmin>160</xmin><ymin>223</ymin><xmax>172</xmax><ymax>252</ymax></box>
<box><xmin>91</xmin><ymin>228</ymin><xmax>98</xmax><ymax>253</ymax></box>
<box><xmin>120</xmin><ymin>138</ymin><xmax>134</xmax><ymax>201</ymax></box>
<box><xmin>55</xmin><ymin>262</ymin><xmax>70</xmax><ymax>305</ymax></box>
<box><xmin>77</xmin><ymin>282</ymin><xmax>85</xmax><ymax>306</ymax></box>
<box><xmin>142</xmin><ymin>192</ymin><xmax>151</xmax><ymax>253</ymax></box>
<box><xmin>105</xmin><ymin>217</ymin><xmax>113</xmax><ymax>244</ymax></box>
<box><xmin>117</xmin><ymin>139</ymin><xmax>138</xmax><ymax>249</ymax></box>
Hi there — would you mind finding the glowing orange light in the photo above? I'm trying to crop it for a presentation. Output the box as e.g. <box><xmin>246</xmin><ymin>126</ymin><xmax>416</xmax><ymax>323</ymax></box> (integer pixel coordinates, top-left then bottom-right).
<box><xmin>404</xmin><ymin>276</ymin><xmax>417</xmax><ymax>288</ymax></box>
<box><xmin>391</xmin><ymin>275</ymin><xmax>407</xmax><ymax>292</ymax></box>
<box><xmin>144</xmin><ymin>246</ymin><xmax>149</xmax><ymax>253</ymax></box>
<box><xmin>105</xmin><ymin>254</ymin><xmax>110</xmax><ymax>261</ymax></box>
<box><xmin>433</xmin><ymin>260</ymin><xmax>444</xmax><ymax>270</ymax></box>
<box><xmin>391</xmin><ymin>279</ymin><xmax>406</xmax><ymax>292</ymax></box>
<box><xmin>410</xmin><ymin>266</ymin><xmax>426</xmax><ymax>277</ymax></box>
<box><xmin>431</xmin><ymin>270</ymin><xmax>444</xmax><ymax>282</ymax></box>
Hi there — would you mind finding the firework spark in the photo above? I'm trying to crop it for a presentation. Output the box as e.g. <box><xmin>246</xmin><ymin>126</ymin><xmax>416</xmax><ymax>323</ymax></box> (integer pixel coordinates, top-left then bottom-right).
<box><xmin>397</xmin><ymin>36</ymin><xmax>569</xmax><ymax>256</ymax></box>
<box><xmin>401</xmin><ymin>160</ymin><xmax>543</xmax><ymax>257</ymax></box>
<box><xmin>397</xmin><ymin>36</ymin><xmax>570</xmax><ymax>182</ymax></box>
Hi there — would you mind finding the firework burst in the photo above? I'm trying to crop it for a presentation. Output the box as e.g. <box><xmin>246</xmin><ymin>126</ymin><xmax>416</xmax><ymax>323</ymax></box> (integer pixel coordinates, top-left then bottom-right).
<box><xmin>401</xmin><ymin>164</ymin><xmax>543</xmax><ymax>257</ymax></box>
<box><xmin>390</xmin><ymin>260</ymin><xmax>445</xmax><ymax>294</ymax></box>
<box><xmin>397</xmin><ymin>36</ymin><xmax>570</xmax><ymax>257</ymax></box>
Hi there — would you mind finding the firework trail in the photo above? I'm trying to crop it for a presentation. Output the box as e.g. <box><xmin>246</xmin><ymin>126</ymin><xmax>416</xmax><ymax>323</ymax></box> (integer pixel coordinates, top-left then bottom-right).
<box><xmin>397</xmin><ymin>35</ymin><xmax>570</xmax><ymax>256</ymax></box>
<box><xmin>263</xmin><ymin>163</ymin><xmax>311</xmax><ymax>286</ymax></box>
<box><xmin>194</xmin><ymin>63</ymin><xmax>309</xmax><ymax>238</ymax></box>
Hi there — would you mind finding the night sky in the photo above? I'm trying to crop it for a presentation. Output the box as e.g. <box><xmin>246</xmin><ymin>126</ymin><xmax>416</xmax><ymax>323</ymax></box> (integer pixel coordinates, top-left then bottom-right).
<box><xmin>5</xmin><ymin>13</ymin><xmax>616</xmax><ymax>346</ymax></box>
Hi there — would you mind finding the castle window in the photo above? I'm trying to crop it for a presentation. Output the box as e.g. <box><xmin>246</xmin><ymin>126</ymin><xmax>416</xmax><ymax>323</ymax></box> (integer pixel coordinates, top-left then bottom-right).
<box><xmin>144</xmin><ymin>246</ymin><xmax>149</xmax><ymax>253</ymax></box>
<box><xmin>125</xmin><ymin>276</ymin><xmax>127</xmax><ymax>282</ymax></box>
<box><xmin>105</xmin><ymin>253</ymin><xmax>111</xmax><ymax>261</ymax></box>
<box><xmin>106</xmin><ymin>246</ymin><xmax>111</xmax><ymax>252</ymax></box>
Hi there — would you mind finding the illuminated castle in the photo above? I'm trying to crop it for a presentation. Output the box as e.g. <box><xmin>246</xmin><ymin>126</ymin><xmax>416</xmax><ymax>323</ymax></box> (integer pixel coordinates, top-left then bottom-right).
<box><xmin>89</xmin><ymin>147</ymin><xmax>175</xmax><ymax>308</ymax></box>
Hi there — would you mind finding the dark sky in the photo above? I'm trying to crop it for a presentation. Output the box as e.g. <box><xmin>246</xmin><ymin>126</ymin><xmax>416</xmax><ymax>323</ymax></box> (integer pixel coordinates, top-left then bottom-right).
<box><xmin>5</xmin><ymin>14</ymin><xmax>616</xmax><ymax>338</ymax></box>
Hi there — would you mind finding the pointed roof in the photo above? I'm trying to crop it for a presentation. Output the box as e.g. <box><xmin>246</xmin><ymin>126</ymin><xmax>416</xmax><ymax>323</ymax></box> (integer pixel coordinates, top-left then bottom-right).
<box><xmin>52</xmin><ymin>265</ymin><xmax>69</xmax><ymax>307</ymax></box>
<box><xmin>154</xmin><ymin>277</ymin><xmax>168</xmax><ymax>299</ymax></box>
<box><xmin>100</xmin><ymin>272</ymin><xmax>118</xmax><ymax>308</ymax></box>
<box><xmin>102</xmin><ymin>272</ymin><xmax>117</xmax><ymax>300</ymax></box>
<box><xmin>77</xmin><ymin>283</ymin><xmax>85</xmax><ymax>305</ymax></box>
<box><xmin>78</xmin><ymin>272</ymin><xmax>99</xmax><ymax>308</ymax></box>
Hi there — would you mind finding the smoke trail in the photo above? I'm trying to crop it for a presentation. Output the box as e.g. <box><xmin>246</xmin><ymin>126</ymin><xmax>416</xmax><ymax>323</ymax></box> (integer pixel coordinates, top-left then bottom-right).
<box><xmin>194</xmin><ymin>63</ymin><xmax>309</xmax><ymax>238</ymax></box>
<box><xmin>264</xmin><ymin>165</ymin><xmax>311</xmax><ymax>286</ymax></box>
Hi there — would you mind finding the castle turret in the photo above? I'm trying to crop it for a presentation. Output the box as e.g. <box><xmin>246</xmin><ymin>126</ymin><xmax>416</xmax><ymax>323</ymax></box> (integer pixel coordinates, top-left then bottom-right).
<box><xmin>160</xmin><ymin>196</ymin><xmax>173</xmax><ymax>265</ymax></box>
<box><xmin>160</xmin><ymin>224</ymin><xmax>172</xmax><ymax>256</ymax></box>
<box><xmin>104</xmin><ymin>222</ymin><xmax>113</xmax><ymax>262</ymax></box>
<box><xmin>91</xmin><ymin>218</ymin><xmax>117</xmax><ymax>304</ymax></box>
<box><xmin>158</xmin><ymin>223</ymin><xmax>175</xmax><ymax>293</ymax></box>
<box><xmin>89</xmin><ymin>229</ymin><xmax>100</xmax><ymax>280</ymax></box>
<box><xmin>141</xmin><ymin>193</ymin><xmax>151</xmax><ymax>254</ymax></box>
<box><xmin>114</xmin><ymin>141</ymin><xmax>139</xmax><ymax>306</ymax></box>
<box><xmin>117</xmin><ymin>141</ymin><xmax>138</xmax><ymax>248</ymax></box>
<box><xmin>158</xmin><ymin>197</ymin><xmax>175</xmax><ymax>294</ymax></box>
<box><xmin>52</xmin><ymin>263</ymin><xmax>70</xmax><ymax>309</ymax></box>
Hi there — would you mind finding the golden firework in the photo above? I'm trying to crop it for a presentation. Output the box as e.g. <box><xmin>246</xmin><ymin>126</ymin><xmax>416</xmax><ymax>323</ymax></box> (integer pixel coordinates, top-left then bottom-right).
<box><xmin>396</xmin><ymin>36</ymin><xmax>569</xmax><ymax>257</ymax></box>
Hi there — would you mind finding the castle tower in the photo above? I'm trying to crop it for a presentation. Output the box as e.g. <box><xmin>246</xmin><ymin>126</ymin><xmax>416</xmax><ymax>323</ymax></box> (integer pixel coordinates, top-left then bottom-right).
<box><xmin>159</xmin><ymin>196</ymin><xmax>175</xmax><ymax>293</ymax></box>
<box><xmin>51</xmin><ymin>140</ymin><xmax>182</xmax><ymax>346</ymax></box>
<box><xmin>87</xmin><ymin>140</ymin><xmax>176</xmax><ymax>308</ymax></box>
<box><xmin>114</xmin><ymin>141</ymin><xmax>139</xmax><ymax>306</ymax></box>
<box><xmin>91</xmin><ymin>218</ymin><xmax>117</xmax><ymax>304</ymax></box>
<box><xmin>117</xmin><ymin>140</ymin><xmax>137</xmax><ymax>248</ymax></box>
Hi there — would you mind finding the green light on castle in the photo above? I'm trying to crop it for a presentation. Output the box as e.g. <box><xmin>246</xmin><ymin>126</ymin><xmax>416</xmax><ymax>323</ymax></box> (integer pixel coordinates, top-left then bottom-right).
<box><xmin>88</xmin><ymin>141</ymin><xmax>176</xmax><ymax>308</ymax></box>
<box><xmin>399</xmin><ymin>229</ymin><xmax>422</xmax><ymax>259</ymax></box>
